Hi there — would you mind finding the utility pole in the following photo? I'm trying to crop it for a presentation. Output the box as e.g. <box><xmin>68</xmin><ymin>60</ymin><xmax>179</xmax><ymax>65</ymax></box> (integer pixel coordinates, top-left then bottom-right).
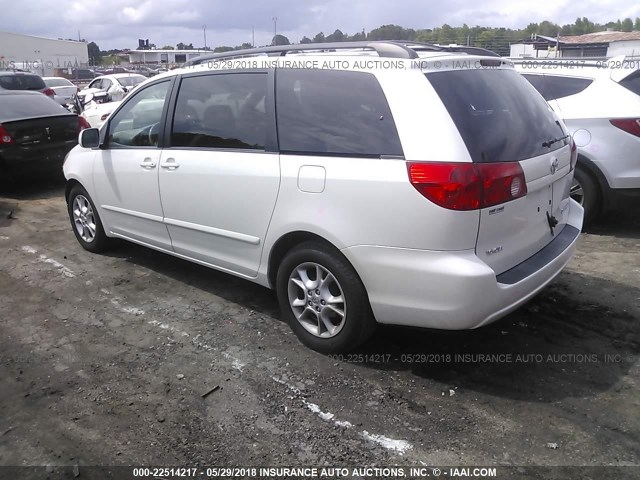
<box><xmin>203</xmin><ymin>25</ymin><xmax>207</xmax><ymax>50</ymax></box>
<box><xmin>252</xmin><ymin>26</ymin><xmax>255</xmax><ymax>47</ymax></box>
<box><xmin>272</xmin><ymin>17</ymin><xmax>278</xmax><ymax>44</ymax></box>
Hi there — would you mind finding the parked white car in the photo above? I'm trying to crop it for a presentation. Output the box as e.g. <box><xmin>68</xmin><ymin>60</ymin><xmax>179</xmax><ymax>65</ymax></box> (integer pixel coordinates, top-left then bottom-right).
<box><xmin>78</xmin><ymin>73</ymin><xmax>146</xmax><ymax>104</ymax></box>
<box><xmin>514</xmin><ymin>57</ymin><xmax>640</xmax><ymax>224</ymax></box>
<box><xmin>63</xmin><ymin>42</ymin><xmax>583</xmax><ymax>352</ymax></box>
<box><xmin>81</xmin><ymin>99</ymin><xmax>122</xmax><ymax>128</ymax></box>
<box><xmin>43</xmin><ymin>77</ymin><xmax>78</xmax><ymax>105</ymax></box>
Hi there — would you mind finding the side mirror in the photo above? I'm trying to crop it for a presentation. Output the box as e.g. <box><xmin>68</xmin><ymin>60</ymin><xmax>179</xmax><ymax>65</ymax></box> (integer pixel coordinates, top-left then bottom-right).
<box><xmin>79</xmin><ymin>128</ymin><xmax>100</xmax><ymax>148</ymax></box>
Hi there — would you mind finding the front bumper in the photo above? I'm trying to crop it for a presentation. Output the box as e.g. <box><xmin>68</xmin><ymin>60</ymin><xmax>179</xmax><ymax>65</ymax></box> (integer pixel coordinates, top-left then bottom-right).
<box><xmin>341</xmin><ymin>199</ymin><xmax>584</xmax><ymax>330</ymax></box>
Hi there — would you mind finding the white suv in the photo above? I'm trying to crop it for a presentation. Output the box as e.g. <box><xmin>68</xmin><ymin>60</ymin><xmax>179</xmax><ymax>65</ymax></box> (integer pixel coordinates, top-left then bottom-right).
<box><xmin>514</xmin><ymin>58</ymin><xmax>640</xmax><ymax>224</ymax></box>
<box><xmin>63</xmin><ymin>42</ymin><xmax>583</xmax><ymax>353</ymax></box>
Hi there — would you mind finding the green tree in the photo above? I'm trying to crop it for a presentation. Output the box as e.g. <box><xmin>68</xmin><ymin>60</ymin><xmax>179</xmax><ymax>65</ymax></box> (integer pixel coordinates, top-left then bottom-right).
<box><xmin>176</xmin><ymin>42</ymin><xmax>193</xmax><ymax>50</ymax></box>
<box><xmin>621</xmin><ymin>18</ymin><xmax>633</xmax><ymax>32</ymax></box>
<box><xmin>161</xmin><ymin>45</ymin><xmax>174</xmax><ymax>50</ymax></box>
<box><xmin>312</xmin><ymin>32</ymin><xmax>325</xmax><ymax>43</ymax></box>
<box><xmin>299</xmin><ymin>36</ymin><xmax>313</xmax><ymax>44</ymax></box>
<box><xmin>326</xmin><ymin>29</ymin><xmax>345</xmax><ymax>42</ymax></box>
<box><xmin>367</xmin><ymin>24</ymin><xmax>416</xmax><ymax>41</ymax></box>
<box><xmin>635</xmin><ymin>17</ymin><xmax>640</xmax><ymax>31</ymax></box>
<box><xmin>87</xmin><ymin>41</ymin><xmax>101</xmax><ymax>65</ymax></box>
<box><xmin>272</xmin><ymin>34</ymin><xmax>290</xmax><ymax>46</ymax></box>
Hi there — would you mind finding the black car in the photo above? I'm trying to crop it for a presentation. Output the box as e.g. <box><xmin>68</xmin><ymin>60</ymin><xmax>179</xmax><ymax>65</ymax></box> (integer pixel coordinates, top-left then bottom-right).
<box><xmin>0</xmin><ymin>91</ymin><xmax>90</xmax><ymax>178</ymax></box>
<box><xmin>71</xmin><ymin>69</ymin><xmax>98</xmax><ymax>80</ymax></box>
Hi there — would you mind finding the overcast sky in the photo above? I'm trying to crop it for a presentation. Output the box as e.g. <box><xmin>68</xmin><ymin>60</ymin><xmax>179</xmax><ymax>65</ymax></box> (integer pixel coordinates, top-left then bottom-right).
<box><xmin>2</xmin><ymin>0</ymin><xmax>640</xmax><ymax>50</ymax></box>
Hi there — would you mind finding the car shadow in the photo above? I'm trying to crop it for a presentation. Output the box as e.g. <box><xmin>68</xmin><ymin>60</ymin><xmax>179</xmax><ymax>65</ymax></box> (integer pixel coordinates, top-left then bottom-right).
<box><xmin>585</xmin><ymin>203</ymin><xmax>640</xmax><ymax>239</ymax></box>
<box><xmin>355</xmin><ymin>273</ymin><xmax>639</xmax><ymax>402</ymax></box>
<box><xmin>0</xmin><ymin>173</ymin><xmax>66</xmax><ymax>201</ymax></box>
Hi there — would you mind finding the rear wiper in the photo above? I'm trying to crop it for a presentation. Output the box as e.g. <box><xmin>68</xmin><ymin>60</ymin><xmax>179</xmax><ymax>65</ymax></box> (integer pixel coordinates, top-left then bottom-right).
<box><xmin>542</xmin><ymin>135</ymin><xmax>570</xmax><ymax>148</ymax></box>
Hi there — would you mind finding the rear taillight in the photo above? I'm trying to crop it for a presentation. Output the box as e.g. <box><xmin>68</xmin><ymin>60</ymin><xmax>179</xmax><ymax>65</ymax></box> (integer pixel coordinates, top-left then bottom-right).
<box><xmin>43</xmin><ymin>87</ymin><xmax>55</xmax><ymax>98</ymax></box>
<box><xmin>0</xmin><ymin>124</ymin><xmax>14</xmax><ymax>144</ymax></box>
<box><xmin>569</xmin><ymin>137</ymin><xmax>578</xmax><ymax>171</ymax></box>
<box><xmin>610</xmin><ymin>118</ymin><xmax>640</xmax><ymax>137</ymax></box>
<box><xmin>407</xmin><ymin>162</ymin><xmax>527</xmax><ymax>211</ymax></box>
<box><xmin>78</xmin><ymin>116</ymin><xmax>91</xmax><ymax>132</ymax></box>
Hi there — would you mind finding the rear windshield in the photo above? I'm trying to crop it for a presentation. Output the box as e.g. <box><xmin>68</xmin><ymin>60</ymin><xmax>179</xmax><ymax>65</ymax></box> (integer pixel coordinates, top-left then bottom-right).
<box><xmin>0</xmin><ymin>93</ymin><xmax>68</xmax><ymax>121</ymax></box>
<box><xmin>0</xmin><ymin>74</ymin><xmax>46</xmax><ymax>91</ymax></box>
<box><xmin>45</xmin><ymin>78</ymin><xmax>73</xmax><ymax>87</ymax></box>
<box><xmin>619</xmin><ymin>70</ymin><xmax>640</xmax><ymax>96</ymax></box>
<box><xmin>427</xmin><ymin>69</ymin><xmax>567</xmax><ymax>163</ymax></box>
<box><xmin>117</xmin><ymin>76</ymin><xmax>146</xmax><ymax>87</ymax></box>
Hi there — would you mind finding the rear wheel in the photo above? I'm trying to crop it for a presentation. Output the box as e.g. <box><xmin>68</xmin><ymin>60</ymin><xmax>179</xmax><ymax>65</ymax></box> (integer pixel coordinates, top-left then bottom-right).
<box><xmin>67</xmin><ymin>184</ymin><xmax>111</xmax><ymax>253</ymax></box>
<box><xmin>276</xmin><ymin>242</ymin><xmax>375</xmax><ymax>353</ymax></box>
<box><xmin>570</xmin><ymin>166</ymin><xmax>600</xmax><ymax>227</ymax></box>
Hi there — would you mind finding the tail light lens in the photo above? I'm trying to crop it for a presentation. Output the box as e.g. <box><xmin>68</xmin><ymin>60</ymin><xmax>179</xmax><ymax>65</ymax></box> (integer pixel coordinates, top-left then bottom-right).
<box><xmin>407</xmin><ymin>162</ymin><xmax>527</xmax><ymax>211</ymax></box>
<box><xmin>0</xmin><ymin>124</ymin><xmax>14</xmax><ymax>144</ymax></box>
<box><xmin>610</xmin><ymin>118</ymin><xmax>640</xmax><ymax>137</ymax></box>
<box><xmin>77</xmin><ymin>116</ymin><xmax>91</xmax><ymax>132</ymax></box>
<box><xmin>569</xmin><ymin>137</ymin><xmax>578</xmax><ymax>171</ymax></box>
<box><xmin>43</xmin><ymin>87</ymin><xmax>55</xmax><ymax>98</ymax></box>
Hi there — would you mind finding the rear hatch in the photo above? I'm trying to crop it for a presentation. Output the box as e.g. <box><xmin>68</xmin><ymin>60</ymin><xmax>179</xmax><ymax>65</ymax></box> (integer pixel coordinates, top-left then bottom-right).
<box><xmin>428</xmin><ymin>66</ymin><xmax>573</xmax><ymax>275</ymax></box>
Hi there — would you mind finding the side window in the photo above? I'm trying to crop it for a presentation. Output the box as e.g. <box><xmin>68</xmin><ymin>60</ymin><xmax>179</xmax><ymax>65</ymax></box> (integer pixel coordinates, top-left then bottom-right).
<box><xmin>102</xmin><ymin>79</ymin><xmax>112</xmax><ymax>90</ymax></box>
<box><xmin>521</xmin><ymin>74</ymin><xmax>545</xmax><ymax>96</ymax></box>
<box><xmin>88</xmin><ymin>79</ymin><xmax>101</xmax><ymax>89</ymax></box>
<box><xmin>171</xmin><ymin>73</ymin><xmax>267</xmax><ymax>150</ymax></box>
<box><xmin>107</xmin><ymin>81</ymin><xmax>171</xmax><ymax>148</ymax></box>
<box><xmin>276</xmin><ymin>69</ymin><xmax>403</xmax><ymax>157</ymax></box>
<box><xmin>541</xmin><ymin>76</ymin><xmax>592</xmax><ymax>100</ymax></box>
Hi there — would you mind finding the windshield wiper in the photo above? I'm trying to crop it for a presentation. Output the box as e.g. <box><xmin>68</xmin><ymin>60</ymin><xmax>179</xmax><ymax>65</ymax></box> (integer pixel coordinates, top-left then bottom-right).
<box><xmin>542</xmin><ymin>134</ymin><xmax>570</xmax><ymax>148</ymax></box>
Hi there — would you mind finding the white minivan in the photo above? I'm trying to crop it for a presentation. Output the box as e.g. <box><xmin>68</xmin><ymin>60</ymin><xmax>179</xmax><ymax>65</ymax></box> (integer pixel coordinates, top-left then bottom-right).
<box><xmin>63</xmin><ymin>42</ymin><xmax>583</xmax><ymax>352</ymax></box>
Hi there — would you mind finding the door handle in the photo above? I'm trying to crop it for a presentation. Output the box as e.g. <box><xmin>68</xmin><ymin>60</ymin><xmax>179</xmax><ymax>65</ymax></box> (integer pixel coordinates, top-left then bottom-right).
<box><xmin>161</xmin><ymin>158</ymin><xmax>180</xmax><ymax>170</ymax></box>
<box><xmin>140</xmin><ymin>157</ymin><xmax>156</xmax><ymax>169</ymax></box>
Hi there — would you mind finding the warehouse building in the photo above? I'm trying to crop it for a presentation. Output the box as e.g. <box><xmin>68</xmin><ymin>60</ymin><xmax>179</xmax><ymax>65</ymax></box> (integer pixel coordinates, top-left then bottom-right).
<box><xmin>127</xmin><ymin>49</ymin><xmax>204</xmax><ymax>66</ymax></box>
<box><xmin>0</xmin><ymin>31</ymin><xmax>89</xmax><ymax>76</ymax></box>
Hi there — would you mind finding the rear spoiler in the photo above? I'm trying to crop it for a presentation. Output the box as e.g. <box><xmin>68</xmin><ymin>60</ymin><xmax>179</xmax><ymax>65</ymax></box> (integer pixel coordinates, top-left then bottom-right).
<box><xmin>608</xmin><ymin>55</ymin><xmax>640</xmax><ymax>83</ymax></box>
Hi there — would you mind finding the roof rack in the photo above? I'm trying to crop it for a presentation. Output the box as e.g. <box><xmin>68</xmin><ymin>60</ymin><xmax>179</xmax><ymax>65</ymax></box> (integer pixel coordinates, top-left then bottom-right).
<box><xmin>182</xmin><ymin>40</ymin><xmax>500</xmax><ymax>67</ymax></box>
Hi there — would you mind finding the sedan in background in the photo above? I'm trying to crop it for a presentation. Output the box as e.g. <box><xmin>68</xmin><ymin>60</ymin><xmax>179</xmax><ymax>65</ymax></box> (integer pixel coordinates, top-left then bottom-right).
<box><xmin>0</xmin><ymin>91</ymin><xmax>90</xmax><ymax>178</ymax></box>
<box><xmin>43</xmin><ymin>77</ymin><xmax>78</xmax><ymax>105</ymax></box>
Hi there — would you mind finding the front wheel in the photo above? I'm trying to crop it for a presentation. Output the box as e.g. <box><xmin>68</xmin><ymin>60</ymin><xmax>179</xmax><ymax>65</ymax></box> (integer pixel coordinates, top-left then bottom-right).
<box><xmin>276</xmin><ymin>242</ymin><xmax>375</xmax><ymax>353</ymax></box>
<box><xmin>67</xmin><ymin>184</ymin><xmax>111</xmax><ymax>253</ymax></box>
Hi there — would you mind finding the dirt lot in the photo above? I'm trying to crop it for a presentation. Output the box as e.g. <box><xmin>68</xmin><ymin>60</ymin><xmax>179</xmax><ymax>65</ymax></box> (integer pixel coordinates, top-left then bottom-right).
<box><xmin>0</xmin><ymin>176</ymin><xmax>638</xmax><ymax>479</ymax></box>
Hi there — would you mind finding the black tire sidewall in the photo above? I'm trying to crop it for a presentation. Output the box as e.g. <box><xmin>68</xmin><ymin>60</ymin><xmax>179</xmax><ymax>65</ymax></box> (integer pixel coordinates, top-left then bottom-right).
<box><xmin>68</xmin><ymin>184</ymin><xmax>109</xmax><ymax>253</ymax></box>
<box><xmin>573</xmin><ymin>167</ymin><xmax>600</xmax><ymax>226</ymax></box>
<box><xmin>276</xmin><ymin>242</ymin><xmax>374</xmax><ymax>353</ymax></box>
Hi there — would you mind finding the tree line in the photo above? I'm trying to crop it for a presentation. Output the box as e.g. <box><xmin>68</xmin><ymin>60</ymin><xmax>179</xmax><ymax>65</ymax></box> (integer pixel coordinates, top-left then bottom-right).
<box><xmin>89</xmin><ymin>16</ymin><xmax>640</xmax><ymax>61</ymax></box>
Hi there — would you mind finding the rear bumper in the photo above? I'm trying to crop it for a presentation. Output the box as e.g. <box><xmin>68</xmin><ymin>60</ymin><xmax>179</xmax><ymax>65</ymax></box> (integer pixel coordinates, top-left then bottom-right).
<box><xmin>0</xmin><ymin>141</ymin><xmax>76</xmax><ymax>175</ymax></box>
<box><xmin>342</xmin><ymin>199</ymin><xmax>584</xmax><ymax>330</ymax></box>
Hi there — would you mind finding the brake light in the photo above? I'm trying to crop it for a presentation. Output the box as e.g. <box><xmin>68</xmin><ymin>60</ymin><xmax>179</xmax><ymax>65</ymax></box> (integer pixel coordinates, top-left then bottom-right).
<box><xmin>407</xmin><ymin>162</ymin><xmax>527</xmax><ymax>210</ymax></box>
<box><xmin>43</xmin><ymin>87</ymin><xmax>55</xmax><ymax>98</ymax></box>
<box><xmin>610</xmin><ymin>118</ymin><xmax>640</xmax><ymax>137</ymax></box>
<box><xmin>77</xmin><ymin>116</ymin><xmax>91</xmax><ymax>132</ymax></box>
<box><xmin>569</xmin><ymin>137</ymin><xmax>578</xmax><ymax>171</ymax></box>
<box><xmin>0</xmin><ymin>124</ymin><xmax>14</xmax><ymax>144</ymax></box>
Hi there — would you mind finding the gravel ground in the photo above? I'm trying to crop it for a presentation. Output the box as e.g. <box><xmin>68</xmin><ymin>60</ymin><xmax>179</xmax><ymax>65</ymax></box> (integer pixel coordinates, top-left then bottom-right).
<box><xmin>0</xmin><ymin>176</ymin><xmax>638</xmax><ymax>479</ymax></box>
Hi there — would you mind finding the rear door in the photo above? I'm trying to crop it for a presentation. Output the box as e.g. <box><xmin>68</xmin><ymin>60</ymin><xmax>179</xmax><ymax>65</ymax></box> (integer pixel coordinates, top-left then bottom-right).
<box><xmin>428</xmin><ymin>67</ymin><xmax>572</xmax><ymax>275</ymax></box>
<box><xmin>158</xmin><ymin>71</ymin><xmax>279</xmax><ymax>277</ymax></box>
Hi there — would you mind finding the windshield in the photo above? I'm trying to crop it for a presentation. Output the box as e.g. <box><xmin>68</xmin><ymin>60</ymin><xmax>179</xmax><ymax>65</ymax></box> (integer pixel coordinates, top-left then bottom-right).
<box><xmin>427</xmin><ymin>68</ymin><xmax>567</xmax><ymax>163</ymax></box>
<box><xmin>0</xmin><ymin>74</ymin><xmax>46</xmax><ymax>91</ymax></box>
<box><xmin>117</xmin><ymin>75</ymin><xmax>146</xmax><ymax>87</ymax></box>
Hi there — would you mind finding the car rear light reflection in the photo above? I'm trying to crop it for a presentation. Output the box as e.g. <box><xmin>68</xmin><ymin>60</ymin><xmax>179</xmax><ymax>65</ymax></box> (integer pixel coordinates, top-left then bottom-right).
<box><xmin>78</xmin><ymin>116</ymin><xmax>91</xmax><ymax>132</ymax></box>
<box><xmin>610</xmin><ymin>118</ymin><xmax>640</xmax><ymax>137</ymax></box>
<box><xmin>407</xmin><ymin>161</ymin><xmax>527</xmax><ymax>211</ymax></box>
<box><xmin>43</xmin><ymin>87</ymin><xmax>55</xmax><ymax>98</ymax></box>
<box><xmin>569</xmin><ymin>137</ymin><xmax>578</xmax><ymax>171</ymax></box>
<box><xmin>0</xmin><ymin>124</ymin><xmax>14</xmax><ymax>144</ymax></box>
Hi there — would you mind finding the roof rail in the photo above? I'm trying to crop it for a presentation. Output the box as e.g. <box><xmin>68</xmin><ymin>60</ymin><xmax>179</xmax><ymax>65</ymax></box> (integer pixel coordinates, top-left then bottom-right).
<box><xmin>401</xmin><ymin>41</ymin><xmax>500</xmax><ymax>58</ymax></box>
<box><xmin>182</xmin><ymin>41</ymin><xmax>448</xmax><ymax>66</ymax></box>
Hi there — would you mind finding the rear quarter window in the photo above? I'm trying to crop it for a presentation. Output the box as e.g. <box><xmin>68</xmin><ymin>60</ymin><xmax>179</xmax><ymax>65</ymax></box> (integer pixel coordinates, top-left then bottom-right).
<box><xmin>276</xmin><ymin>69</ymin><xmax>403</xmax><ymax>157</ymax></box>
<box><xmin>542</xmin><ymin>75</ymin><xmax>593</xmax><ymax>100</ymax></box>
<box><xmin>427</xmin><ymin>68</ymin><xmax>567</xmax><ymax>163</ymax></box>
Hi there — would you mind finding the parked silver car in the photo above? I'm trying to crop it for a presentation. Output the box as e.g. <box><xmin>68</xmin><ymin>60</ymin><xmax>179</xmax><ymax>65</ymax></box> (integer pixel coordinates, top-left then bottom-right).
<box><xmin>43</xmin><ymin>77</ymin><xmax>78</xmax><ymax>105</ymax></box>
<box><xmin>63</xmin><ymin>42</ymin><xmax>583</xmax><ymax>352</ymax></box>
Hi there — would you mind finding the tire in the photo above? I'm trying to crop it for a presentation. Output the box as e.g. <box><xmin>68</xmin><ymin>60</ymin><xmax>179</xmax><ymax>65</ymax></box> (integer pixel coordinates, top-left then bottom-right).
<box><xmin>276</xmin><ymin>241</ymin><xmax>376</xmax><ymax>353</ymax></box>
<box><xmin>570</xmin><ymin>167</ymin><xmax>601</xmax><ymax>227</ymax></box>
<box><xmin>67</xmin><ymin>184</ymin><xmax>111</xmax><ymax>253</ymax></box>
